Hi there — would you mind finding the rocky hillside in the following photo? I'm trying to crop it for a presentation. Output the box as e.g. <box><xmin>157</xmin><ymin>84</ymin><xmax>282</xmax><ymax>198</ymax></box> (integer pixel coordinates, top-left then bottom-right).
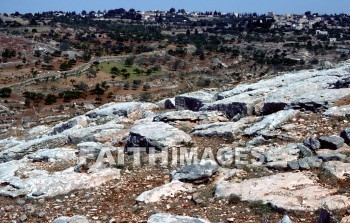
<box><xmin>0</xmin><ymin>62</ymin><xmax>350</xmax><ymax>222</ymax></box>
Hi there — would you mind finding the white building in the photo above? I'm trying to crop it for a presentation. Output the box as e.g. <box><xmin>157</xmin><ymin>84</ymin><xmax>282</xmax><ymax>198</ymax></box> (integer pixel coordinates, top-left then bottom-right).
<box><xmin>316</xmin><ymin>30</ymin><xmax>329</xmax><ymax>36</ymax></box>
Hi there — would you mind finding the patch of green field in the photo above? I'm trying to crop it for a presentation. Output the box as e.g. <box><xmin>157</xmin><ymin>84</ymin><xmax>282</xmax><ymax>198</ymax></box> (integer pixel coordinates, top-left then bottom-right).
<box><xmin>98</xmin><ymin>61</ymin><xmax>162</xmax><ymax>80</ymax></box>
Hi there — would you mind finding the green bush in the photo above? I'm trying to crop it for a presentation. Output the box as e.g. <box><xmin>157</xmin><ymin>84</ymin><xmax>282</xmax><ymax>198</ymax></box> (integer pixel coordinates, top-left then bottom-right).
<box><xmin>44</xmin><ymin>94</ymin><xmax>57</xmax><ymax>105</ymax></box>
<box><xmin>0</xmin><ymin>87</ymin><xmax>11</xmax><ymax>98</ymax></box>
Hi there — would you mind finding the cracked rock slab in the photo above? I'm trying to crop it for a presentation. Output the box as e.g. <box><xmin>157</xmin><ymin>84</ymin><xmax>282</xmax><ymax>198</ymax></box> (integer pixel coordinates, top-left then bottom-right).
<box><xmin>154</xmin><ymin>110</ymin><xmax>228</xmax><ymax>123</ymax></box>
<box><xmin>0</xmin><ymin>135</ymin><xmax>68</xmax><ymax>163</ymax></box>
<box><xmin>175</xmin><ymin>90</ymin><xmax>217</xmax><ymax>111</ymax></box>
<box><xmin>244</xmin><ymin>110</ymin><xmax>299</xmax><ymax>136</ymax></box>
<box><xmin>171</xmin><ymin>160</ymin><xmax>218</xmax><ymax>184</ymax></box>
<box><xmin>215</xmin><ymin>172</ymin><xmax>350</xmax><ymax>211</ymax></box>
<box><xmin>192</xmin><ymin>117</ymin><xmax>257</xmax><ymax>137</ymax></box>
<box><xmin>0</xmin><ymin>167</ymin><xmax>120</xmax><ymax>199</ymax></box>
<box><xmin>136</xmin><ymin>180</ymin><xmax>192</xmax><ymax>204</ymax></box>
<box><xmin>126</xmin><ymin>122</ymin><xmax>192</xmax><ymax>149</ymax></box>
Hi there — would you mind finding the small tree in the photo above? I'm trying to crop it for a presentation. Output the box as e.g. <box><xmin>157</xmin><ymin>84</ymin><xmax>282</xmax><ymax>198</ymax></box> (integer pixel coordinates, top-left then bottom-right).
<box><xmin>146</xmin><ymin>69</ymin><xmax>153</xmax><ymax>76</ymax></box>
<box><xmin>123</xmin><ymin>82</ymin><xmax>130</xmax><ymax>90</ymax></box>
<box><xmin>0</xmin><ymin>87</ymin><xmax>12</xmax><ymax>98</ymax></box>
<box><xmin>34</xmin><ymin>50</ymin><xmax>41</xmax><ymax>57</ymax></box>
<box><xmin>124</xmin><ymin>57</ymin><xmax>134</xmax><ymax>67</ymax></box>
<box><xmin>143</xmin><ymin>83</ymin><xmax>151</xmax><ymax>91</ymax></box>
<box><xmin>110</xmin><ymin>66</ymin><xmax>119</xmax><ymax>75</ymax></box>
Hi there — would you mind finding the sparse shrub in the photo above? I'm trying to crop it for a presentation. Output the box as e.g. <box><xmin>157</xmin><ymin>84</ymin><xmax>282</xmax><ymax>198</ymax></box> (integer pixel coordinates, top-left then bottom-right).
<box><xmin>123</xmin><ymin>82</ymin><xmax>130</xmax><ymax>90</ymax></box>
<box><xmin>44</xmin><ymin>94</ymin><xmax>57</xmax><ymax>105</ymax></box>
<box><xmin>139</xmin><ymin>92</ymin><xmax>152</xmax><ymax>102</ymax></box>
<box><xmin>142</xmin><ymin>83</ymin><xmax>151</xmax><ymax>91</ymax></box>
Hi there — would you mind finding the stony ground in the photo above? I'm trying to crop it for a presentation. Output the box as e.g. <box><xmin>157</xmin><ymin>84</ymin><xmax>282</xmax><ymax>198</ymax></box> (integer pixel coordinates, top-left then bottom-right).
<box><xmin>1</xmin><ymin>62</ymin><xmax>350</xmax><ymax>223</ymax></box>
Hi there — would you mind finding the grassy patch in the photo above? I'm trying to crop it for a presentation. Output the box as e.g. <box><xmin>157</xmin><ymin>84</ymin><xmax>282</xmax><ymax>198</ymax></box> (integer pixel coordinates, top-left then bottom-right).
<box><xmin>248</xmin><ymin>200</ymin><xmax>274</xmax><ymax>215</ymax></box>
<box><xmin>98</xmin><ymin>61</ymin><xmax>162</xmax><ymax>80</ymax></box>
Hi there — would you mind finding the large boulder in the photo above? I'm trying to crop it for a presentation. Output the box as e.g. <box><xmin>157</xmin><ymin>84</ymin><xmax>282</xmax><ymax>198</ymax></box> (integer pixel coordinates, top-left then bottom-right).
<box><xmin>323</xmin><ymin>161</ymin><xmax>350</xmax><ymax>179</ymax></box>
<box><xmin>136</xmin><ymin>180</ymin><xmax>192</xmax><ymax>203</ymax></box>
<box><xmin>126</xmin><ymin>122</ymin><xmax>191</xmax><ymax>149</ymax></box>
<box><xmin>147</xmin><ymin>213</ymin><xmax>209</xmax><ymax>223</ymax></box>
<box><xmin>156</xmin><ymin>98</ymin><xmax>176</xmax><ymax>109</ymax></box>
<box><xmin>215</xmin><ymin>172</ymin><xmax>350</xmax><ymax>211</ymax></box>
<box><xmin>175</xmin><ymin>90</ymin><xmax>216</xmax><ymax>111</ymax></box>
<box><xmin>244</xmin><ymin>110</ymin><xmax>299</xmax><ymax>136</ymax></box>
<box><xmin>319</xmin><ymin>136</ymin><xmax>344</xmax><ymax>150</ymax></box>
<box><xmin>262</xmin><ymin>70</ymin><xmax>350</xmax><ymax>114</ymax></box>
<box><xmin>201</xmin><ymin>89</ymin><xmax>268</xmax><ymax>118</ymax></box>
<box><xmin>0</xmin><ymin>135</ymin><xmax>68</xmax><ymax>163</ymax></box>
<box><xmin>171</xmin><ymin>160</ymin><xmax>218</xmax><ymax>184</ymax></box>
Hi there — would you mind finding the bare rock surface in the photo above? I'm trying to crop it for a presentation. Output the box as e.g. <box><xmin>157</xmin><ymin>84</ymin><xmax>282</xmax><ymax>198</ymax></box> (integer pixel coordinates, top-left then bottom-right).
<box><xmin>49</xmin><ymin>115</ymin><xmax>89</xmax><ymax>135</ymax></box>
<box><xmin>319</xmin><ymin>135</ymin><xmax>345</xmax><ymax>150</ymax></box>
<box><xmin>154</xmin><ymin>110</ymin><xmax>228</xmax><ymax>123</ymax></box>
<box><xmin>171</xmin><ymin>160</ymin><xmax>218</xmax><ymax>184</ymax></box>
<box><xmin>0</xmin><ymin>134</ymin><xmax>68</xmax><ymax>163</ymax></box>
<box><xmin>192</xmin><ymin>117</ymin><xmax>257</xmax><ymax>137</ymax></box>
<box><xmin>85</xmin><ymin>101</ymin><xmax>158</xmax><ymax>120</ymax></box>
<box><xmin>200</xmin><ymin>89</ymin><xmax>268</xmax><ymax>118</ymax></box>
<box><xmin>126</xmin><ymin>121</ymin><xmax>192</xmax><ymax>149</ymax></box>
<box><xmin>52</xmin><ymin>215</ymin><xmax>89</xmax><ymax>223</ymax></box>
<box><xmin>212</xmin><ymin>62</ymin><xmax>350</xmax><ymax>115</ymax></box>
<box><xmin>215</xmin><ymin>172</ymin><xmax>350</xmax><ymax>211</ymax></box>
<box><xmin>324</xmin><ymin>105</ymin><xmax>350</xmax><ymax>117</ymax></box>
<box><xmin>147</xmin><ymin>213</ymin><xmax>210</xmax><ymax>223</ymax></box>
<box><xmin>323</xmin><ymin>161</ymin><xmax>350</xmax><ymax>179</ymax></box>
<box><xmin>60</xmin><ymin>120</ymin><xmax>124</xmax><ymax>144</ymax></box>
<box><xmin>136</xmin><ymin>180</ymin><xmax>193</xmax><ymax>203</ymax></box>
<box><xmin>244</xmin><ymin>110</ymin><xmax>299</xmax><ymax>136</ymax></box>
<box><xmin>175</xmin><ymin>90</ymin><xmax>217</xmax><ymax>111</ymax></box>
<box><xmin>0</xmin><ymin>167</ymin><xmax>120</xmax><ymax>198</ymax></box>
<box><xmin>27</xmin><ymin>148</ymin><xmax>78</xmax><ymax>162</ymax></box>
